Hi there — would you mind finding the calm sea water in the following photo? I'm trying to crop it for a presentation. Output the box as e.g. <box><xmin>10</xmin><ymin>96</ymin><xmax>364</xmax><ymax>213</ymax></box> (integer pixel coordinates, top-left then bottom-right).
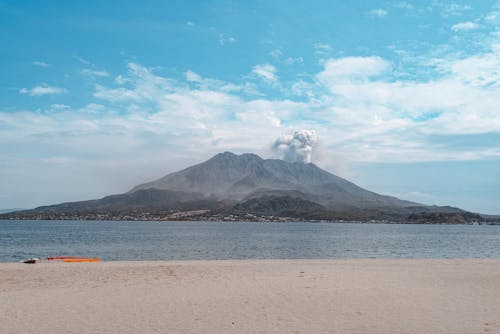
<box><xmin>1</xmin><ymin>220</ymin><xmax>500</xmax><ymax>262</ymax></box>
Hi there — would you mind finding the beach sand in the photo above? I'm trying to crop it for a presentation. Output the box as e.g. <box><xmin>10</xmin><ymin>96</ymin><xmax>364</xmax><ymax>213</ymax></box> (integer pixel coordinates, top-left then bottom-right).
<box><xmin>1</xmin><ymin>259</ymin><xmax>500</xmax><ymax>333</ymax></box>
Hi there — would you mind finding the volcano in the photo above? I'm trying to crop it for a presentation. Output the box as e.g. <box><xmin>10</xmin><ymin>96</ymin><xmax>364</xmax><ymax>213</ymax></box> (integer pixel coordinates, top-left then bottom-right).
<box><xmin>1</xmin><ymin>152</ymin><xmax>484</xmax><ymax>223</ymax></box>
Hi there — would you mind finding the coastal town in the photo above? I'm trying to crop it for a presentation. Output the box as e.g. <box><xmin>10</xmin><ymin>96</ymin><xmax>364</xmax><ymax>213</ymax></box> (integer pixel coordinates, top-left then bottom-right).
<box><xmin>3</xmin><ymin>209</ymin><xmax>498</xmax><ymax>225</ymax></box>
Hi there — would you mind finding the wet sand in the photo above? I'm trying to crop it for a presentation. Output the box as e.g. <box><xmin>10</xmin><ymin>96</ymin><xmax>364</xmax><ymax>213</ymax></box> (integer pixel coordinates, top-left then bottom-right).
<box><xmin>1</xmin><ymin>259</ymin><xmax>500</xmax><ymax>333</ymax></box>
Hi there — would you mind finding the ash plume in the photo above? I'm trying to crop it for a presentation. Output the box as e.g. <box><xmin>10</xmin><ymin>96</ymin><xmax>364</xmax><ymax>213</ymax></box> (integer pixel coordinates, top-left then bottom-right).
<box><xmin>273</xmin><ymin>130</ymin><xmax>318</xmax><ymax>163</ymax></box>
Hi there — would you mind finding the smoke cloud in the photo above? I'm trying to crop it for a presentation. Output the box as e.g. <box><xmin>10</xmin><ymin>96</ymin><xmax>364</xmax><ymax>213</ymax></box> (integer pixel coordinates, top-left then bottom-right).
<box><xmin>273</xmin><ymin>130</ymin><xmax>318</xmax><ymax>163</ymax></box>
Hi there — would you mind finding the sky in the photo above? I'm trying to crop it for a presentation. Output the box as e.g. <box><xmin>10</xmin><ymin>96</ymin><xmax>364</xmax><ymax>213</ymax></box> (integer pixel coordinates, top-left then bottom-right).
<box><xmin>1</xmin><ymin>0</ymin><xmax>499</xmax><ymax>214</ymax></box>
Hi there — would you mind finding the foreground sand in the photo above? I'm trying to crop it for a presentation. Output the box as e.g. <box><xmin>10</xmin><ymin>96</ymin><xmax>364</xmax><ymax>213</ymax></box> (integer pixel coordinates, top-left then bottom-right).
<box><xmin>1</xmin><ymin>259</ymin><xmax>500</xmax><ymax>333</ymax></box>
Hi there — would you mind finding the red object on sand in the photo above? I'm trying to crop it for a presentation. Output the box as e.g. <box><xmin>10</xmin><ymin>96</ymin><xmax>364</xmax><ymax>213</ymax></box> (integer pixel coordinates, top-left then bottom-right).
<box><xmin>48</xmin><ymin>256</ymin><xmax>101</xmax><ymax>262</ymax></box>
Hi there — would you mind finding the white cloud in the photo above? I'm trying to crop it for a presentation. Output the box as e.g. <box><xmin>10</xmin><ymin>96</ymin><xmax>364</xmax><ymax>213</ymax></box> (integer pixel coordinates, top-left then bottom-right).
<box><xmin>313</xmin><ymin>43</ymin><xmax>331</xmax><ymax>51</ymax></box>
<box><xmin>219</xmin><ymin>34</ymin><xmax>236</xmax><ymax>45</ymax></box>
<box><xmin>316</xmin><ymin>56</ymin><xmax>391</xmax><ymax>86</ymax></box>
<box><xmin>19</xmin><ymin>85</ymin><xmax>67</xmax><ymax>96</ymax></box>
<box><xmin>252</xmin><ymin>64</ymin><xmax>278</xmax><ymax>82</ymax></box>
<box><xmin>73</xmin><ymin>55</ymin><xmax>92</xmax><ymax>65</ymax></box>
<box><xmin>81</xmin><ymin>69</ymin><xmax>110</xmax><ymax>77</ymax></box>
<box><xmin>50</xmin><ymin>104</ymin><xmax>70</xmax><ymax>110</ymax></box>
<box><xmin>3</xmin><ymin>66</ymin><xmax>299</xmax><ymax>179</ymax></box>
<box><xmin>368</xmin><ymin>9</ymin><xmax>388</xmax><ymax>17</ymax></box>
<box><xmin>440</xmin><ymin>3</ymin><xmax>472</xmax><ymax>17</ymax></box>
<box><xmin>8</xmin><ymin>46</ymin><xmax>499</xmax><ymax>169</ymax></box>
<box><xmin>183</xmin><ymin>69</ymin><xmax>252</xmax><ymax>94</ymax></box>
<box><xmin>270</xmin><ymin>49</ymin><xmax>282</xmax><ymax>58</ymax></box>
<box><xmin>313</xmin><ymin>48</ymin><xmax>500</xmax><ymax>161</ymax></box>
<box><xmin>290</xmin><ymin>80</ymin><xmax>315</xmax><ymax>97</ymax></box>
<box><xmin>313</xmin><ymin>42</ymin><xmax>333</xmax><ymax>59</ymax></box>
<box><xmin>94</xmin><ymin>63</ymin><xmax>173</xmax><ymax>102</ymax></box>
<box><xmin>32</xmin><ymin>61</ymin><xmax>49</xmax><ymax>67</ymax></box>
<box><xmin>114</xmin><ymin>75</ymin><xmax>129</xmax><ymax>85</ymax></box>
<box><xmin>185</xmin><ymin>70</ymin><xmax>202</xmax><ymax>82</ymax></box>
<box><xmin>435</xmin><ymin>49</ymin><xmax>500</xmax><ymax>88</ymax></box>
<box><xmin>395</xmin><ymin>2</ymin><xmax>414</xmax><ymax>10</ymax></box>
<box><xmin>94</xmin><ymin>85</ymin><xmax>142</xmax><ymax>102</ymax></box>
<box><xmin>269</xmin><ymin>49</ymin><xmax>303</xmax><ymax>66</ymax></box>
<box><xmin>451</xmin><ymin>21</ymin><xmax>480</xmax><ymax>31</ymax></box>
<box><xmin>485</xmin><ymin>10</ymin><xmax>498</xmax><ymax>22</ymax></box>
<box><xmin>284</xmin><ymin>57</ymin><xmax>303</xmax><ymax>65</ymax></box>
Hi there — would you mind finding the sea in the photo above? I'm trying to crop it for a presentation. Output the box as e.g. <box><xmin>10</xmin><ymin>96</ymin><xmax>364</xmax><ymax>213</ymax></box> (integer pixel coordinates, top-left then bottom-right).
<box><xmin>1</xmin><ymin>220</ymin><xmax>500</xmax><ymax>262</ymax></box>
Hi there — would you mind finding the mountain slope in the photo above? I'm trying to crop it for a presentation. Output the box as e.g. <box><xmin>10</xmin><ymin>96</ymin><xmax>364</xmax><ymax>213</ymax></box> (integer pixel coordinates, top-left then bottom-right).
<box><xmin>25</xmin><ymin>189</ymin><xmax>221</xmax><ymax>214</ymax></box>
<box><xmin>132</xmin><ymin>152</ymin><xmax>417</xmax><ymax>210</ymax></box>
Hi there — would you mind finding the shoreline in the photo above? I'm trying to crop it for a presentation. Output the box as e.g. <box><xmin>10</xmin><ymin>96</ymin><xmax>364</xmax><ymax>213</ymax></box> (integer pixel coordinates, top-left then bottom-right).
<box><xmin>1</xmin><ymin>217</ymin><xmax>499</xmax><ymax>225</ymax></box>
<box><xmin>3</xmin><ymin>256</ymin><xmax>500</xmax><ymax>264</ymax></box>
<box><xmin>2</xmin><ymin>259</ymin><xmax>500</xmax><ymax>333</ymax></box>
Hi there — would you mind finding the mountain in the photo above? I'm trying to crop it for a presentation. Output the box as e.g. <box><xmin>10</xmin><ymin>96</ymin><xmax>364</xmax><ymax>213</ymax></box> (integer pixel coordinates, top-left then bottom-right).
<box><xmin>132</xmin><ymin>152</ymin><xmax>416</xmax><ymax>210</ymax></box>
<box><xmin>0</xmin><ymin>152</ymin><xmax>486</xmax><ymax>223</ymax></box>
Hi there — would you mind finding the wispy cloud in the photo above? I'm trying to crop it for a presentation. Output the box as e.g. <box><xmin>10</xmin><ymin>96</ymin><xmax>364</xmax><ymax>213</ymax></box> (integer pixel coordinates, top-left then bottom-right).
<box><xmin>94</xmin><ymin>63</ymin><xmax>173</xmax><ymax>102</ymax></box>
<box><xmin>252</xmin><ymin>64</ymin><xmax>278</xmax><ymax>82</ymax></box>
<box><xmin>368</xmin><ymin>9</ymin><xmax>388</xmax><ymax>17</ymax></box>
<box><xmin>81</xmin><ymin>69</ymin><xmax>110</xmax><ymax>77</ymax></box>
<box><xmin>317</xmin><ymin>56</ymin><xmax>391</xmax><ymax>85</ymax></box>
<box><xmin>440</xmin><ymin>3</ymin><xmax>472</xmax><ymax>17</ymax></box>
<box><xmin>270</xmin><ymin>49</ymin><xmax>282</xmax><ymax>58</ymax></box>
<box><xmin>313</xmin><ymin>43</ymin><xmax>331</xmax><ymax>51</ymax></box>
<box><xmin>451</xmin><ymin>21</ymin><xmax>480</xmax><ymax>32</ymax></box>
<box><xmin>19</xmin><ymin>85</ymin><xmax>67</xmax><ymax>96</ymax></box>
<box><xmin>394</xmin><ymin>2</ymin><xmax>414</xmax><ymax>10</ymax></box>
<box><xmin>284</xmin><ymin>57</ymin><xmax>303</xmax><ymax>65</ymax></box>
<box><xmin>268</xmin><ymin>49</ymin><xmax>303</xmax><ymax>66</ymax></box>
<box><xmin>313</xmin><ymin>42</ymin><xmax>333</xmax><ymax>59</ymax></box>
<box><xmin>50</xmin><ymin>104</ymin><xmax>70</xmax><ymax>110</ymax></box>
<box><xmin>32</xmin><ymin>61</ymin><xmax>49</xmax><ymax>67</ymax></box>
<box><xmin>184</xmin><ymin>69</ymin><xmax>248</xmax><ymax>93</ymax></box>
<box><xmin>219</xmin><ymin>34</ymin><xmax>236</xmax><ymax>45</ymax></box>
<box><xmin>185</xmin><ymin>70</ymin><xmax>202</xmax><ymax>82</ymax></box>
<box><xmin>73</xmin><ymin>55</ymin><xmax>92</xmax><ymax>65</ymax></box>
<box><xmin>485</xmin><ymin>10</ymin><xmax>498</xmax><ymax>22</ymax></box>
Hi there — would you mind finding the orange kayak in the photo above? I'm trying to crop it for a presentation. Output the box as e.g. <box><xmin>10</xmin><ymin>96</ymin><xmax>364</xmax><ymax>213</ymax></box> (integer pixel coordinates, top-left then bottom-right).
<box><xmin>48</xmin><ymin>256</ymin><xmax>101</xmax><ymax>262</ymax></box>
<box><xmin>61</xmin><ymin>258</ymin><xmax>100</xmax><ymax>263</ymax></box>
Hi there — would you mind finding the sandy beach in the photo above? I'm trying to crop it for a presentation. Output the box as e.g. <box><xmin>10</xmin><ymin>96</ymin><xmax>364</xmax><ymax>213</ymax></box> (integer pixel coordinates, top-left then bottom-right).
<box><xmin>1</xmin><ymin>259</ymin><xmax>500</xmax><ymax>333</ymax></box>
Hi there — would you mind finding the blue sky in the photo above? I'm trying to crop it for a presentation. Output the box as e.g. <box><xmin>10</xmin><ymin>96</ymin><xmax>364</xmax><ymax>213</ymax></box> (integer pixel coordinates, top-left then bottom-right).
<box><xmin>1</xmin><ymin>0</ymin><xmax>499</xmax><ymax>213</ymax></box>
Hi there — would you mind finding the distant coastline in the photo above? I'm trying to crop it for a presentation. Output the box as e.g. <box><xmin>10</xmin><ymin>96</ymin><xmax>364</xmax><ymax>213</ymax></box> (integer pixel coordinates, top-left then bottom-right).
<box><xmin>1</xmin><ymin>211</ymin><xmax>499</xmax><ymax>224</ymax></box>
